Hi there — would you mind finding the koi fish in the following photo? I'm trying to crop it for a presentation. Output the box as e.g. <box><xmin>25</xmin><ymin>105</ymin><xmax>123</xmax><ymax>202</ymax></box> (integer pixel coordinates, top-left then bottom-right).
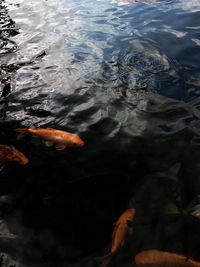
<box><xmin>0</xmin><ymin>144</ymin><xmax>29</xmax><ymax>169</ymax></box>
<box><xmin>134</xmin><ymin>250</ymin><xmax>200</xmax><ymax>267</ymax></box>
<box><xmin>100</xmin><ymin>208</ymin><xmax>136</xmax><ymax>267</ymax></box>
<box><xmin>16</xmin><ymin>128</ymin><xmax>84</xmax><ymax>150</ymax></box>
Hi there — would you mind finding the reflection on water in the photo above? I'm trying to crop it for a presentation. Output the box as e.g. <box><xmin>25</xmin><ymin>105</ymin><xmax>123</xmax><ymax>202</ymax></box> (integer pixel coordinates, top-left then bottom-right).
<box><xmin>0</xmin><ymin>0</ymin><xmax>200</xmax><ymax>266</ymax></box>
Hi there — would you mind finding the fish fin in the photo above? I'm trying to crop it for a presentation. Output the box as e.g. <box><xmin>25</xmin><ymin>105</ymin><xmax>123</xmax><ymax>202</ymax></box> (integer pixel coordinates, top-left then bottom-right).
<box><xmin>97</xmin><ymin>253</ymin><xmax>113</xmax><ymax>267</ymax></box>
<box><xmin>55</xmin><ymin>144</ymin><xmax>67</xmax><ymax>151</ymax></box>
<box><xmin>44</xmin><ymin>141</ymin><xmax>54</xmax><ymax>147</ymax></box>
<box><xmin>113</xmin><ymin>218</ymin><xmax>120</xmax><ymax>226</ymax></box>
<box><xmin>16</xmin><ymin>128</ymin><xmax>28</xmax><ymax>132</ymax></box>
<box><xmin>15</xmin><ymin>128</ymin><xmax>29</xmax><ymax>140</ymax></box>
<box><xmin>185</xmin><ymin>256</ymin><xmax>191</xmax><ymax>262</ymax></box>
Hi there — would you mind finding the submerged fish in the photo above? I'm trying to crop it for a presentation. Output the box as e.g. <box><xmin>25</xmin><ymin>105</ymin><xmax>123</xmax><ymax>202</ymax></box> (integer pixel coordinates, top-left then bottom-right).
<box><xmin>0</xmin><ymin>144</ymin><xmax>29</xmax><ymax>168</ymax></box>
<box><xmin>100</xmin><ymin>208</ymin><xmax>136</xmax><ymax>266</ymax></box>
<box><xmin>16</xmin><ymin>128</ymin><xmax>85</xmax><ymax>150</ymax></box>
<box><xmin>134</xmin><ymin>250</ymin><xmax>200</xmax><ymax>267</ymax></box>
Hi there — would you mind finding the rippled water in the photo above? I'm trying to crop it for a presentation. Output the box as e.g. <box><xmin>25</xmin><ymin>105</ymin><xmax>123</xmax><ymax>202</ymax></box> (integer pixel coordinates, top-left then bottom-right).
<box><xmin>0</xmin><ymin>0</ymin><xmax>200</xmax><ymax>266</ymax></box>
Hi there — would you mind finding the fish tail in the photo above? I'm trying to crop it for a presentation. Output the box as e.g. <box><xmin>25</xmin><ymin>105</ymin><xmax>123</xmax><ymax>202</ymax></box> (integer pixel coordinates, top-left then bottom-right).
<box><xmin>97</xmin><ymin>253</ymin><xmax>113</xmax><ymax>267</ymax></box>
<box><xmin>15</xmin><ymin>128</ymin><xmax>30</xmax><ymax>140</ymax></box>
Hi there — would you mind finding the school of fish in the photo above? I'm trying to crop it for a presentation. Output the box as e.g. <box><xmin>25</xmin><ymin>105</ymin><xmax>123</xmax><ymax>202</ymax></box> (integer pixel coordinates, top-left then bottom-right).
<box><xmin>1</xmin><ymin>0</ymin><xmax>199</xmax><ymax>266</ymax></box>
<box><xmin>99</xmin><ymin>207</ymin><xmax>200</xmax><ymax>267</ymax></box>
<box><xmin>1</xmin><ymin>125</ymin><xmax>200</xmax><ymax>267</ymax></box>
<box><xmin>0</xmin><ymin>128</ymin><xmax>84</xmax><ymax>168</ymax></box>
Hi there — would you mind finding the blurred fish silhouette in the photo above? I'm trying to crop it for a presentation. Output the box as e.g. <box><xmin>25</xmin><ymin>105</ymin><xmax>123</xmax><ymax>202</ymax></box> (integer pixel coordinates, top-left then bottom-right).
<box><xmin>134</xmin><ymin>250</ymin><xmax>200</xmax><ymax>267</ymax></box>
<box><xmin>16</xmin><ymin>128</ymin><xmax>85</xmax><ymax>150</ymax></box>
<box><xmin>0</xmin><ymin>144</ymin><xmax>29</xmax><ymax>171</ymax></box>
<box><xmin>100</xmin><ymin>208</ymin><xmax>136</xmax><ymax>267</ymax></box>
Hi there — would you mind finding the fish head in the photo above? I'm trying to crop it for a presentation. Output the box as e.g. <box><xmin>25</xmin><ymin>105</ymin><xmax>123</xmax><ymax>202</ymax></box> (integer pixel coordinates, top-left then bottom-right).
<box><xmin>19</xmin><ymin>155</ymin><xmax>29</xmax><ymax>165</ymax></box>
<box><xmin>70</xmin><ymin>135</ymin><xmax>85</xmax><ymax>147</ymax></box>
<box><xmin>14</xmin><ymin>151</ymin><xmax>29</xmax><ymax>165</ymax></box>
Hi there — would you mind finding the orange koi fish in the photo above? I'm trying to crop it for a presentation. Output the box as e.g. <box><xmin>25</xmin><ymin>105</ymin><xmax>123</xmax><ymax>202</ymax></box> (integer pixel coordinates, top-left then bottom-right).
<box><xmin>16</xmin><ymin>128</ymin><xmax>85</xmax><ymax>150</ymax></box>
<box><xmin>101</xmin><ymin>208</ymin><xmax>136</xmax><ymax>266</ymax></box>
<box><xmin>0</xmin><ymin>145</ymin><xmax>29</xmax><ymax>168</ymax></box>
<box><xmin>134</xmin><ymin>250</ymin><xmax>200</xmax><ymax>267</ymax></box>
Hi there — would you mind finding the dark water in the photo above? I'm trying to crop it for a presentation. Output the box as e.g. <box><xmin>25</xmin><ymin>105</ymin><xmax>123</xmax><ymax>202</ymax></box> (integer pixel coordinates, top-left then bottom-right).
<box><xmin>0</xmin><ymin>0</ymin><xmax>200</xmax><ymax>266</ymax></box>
